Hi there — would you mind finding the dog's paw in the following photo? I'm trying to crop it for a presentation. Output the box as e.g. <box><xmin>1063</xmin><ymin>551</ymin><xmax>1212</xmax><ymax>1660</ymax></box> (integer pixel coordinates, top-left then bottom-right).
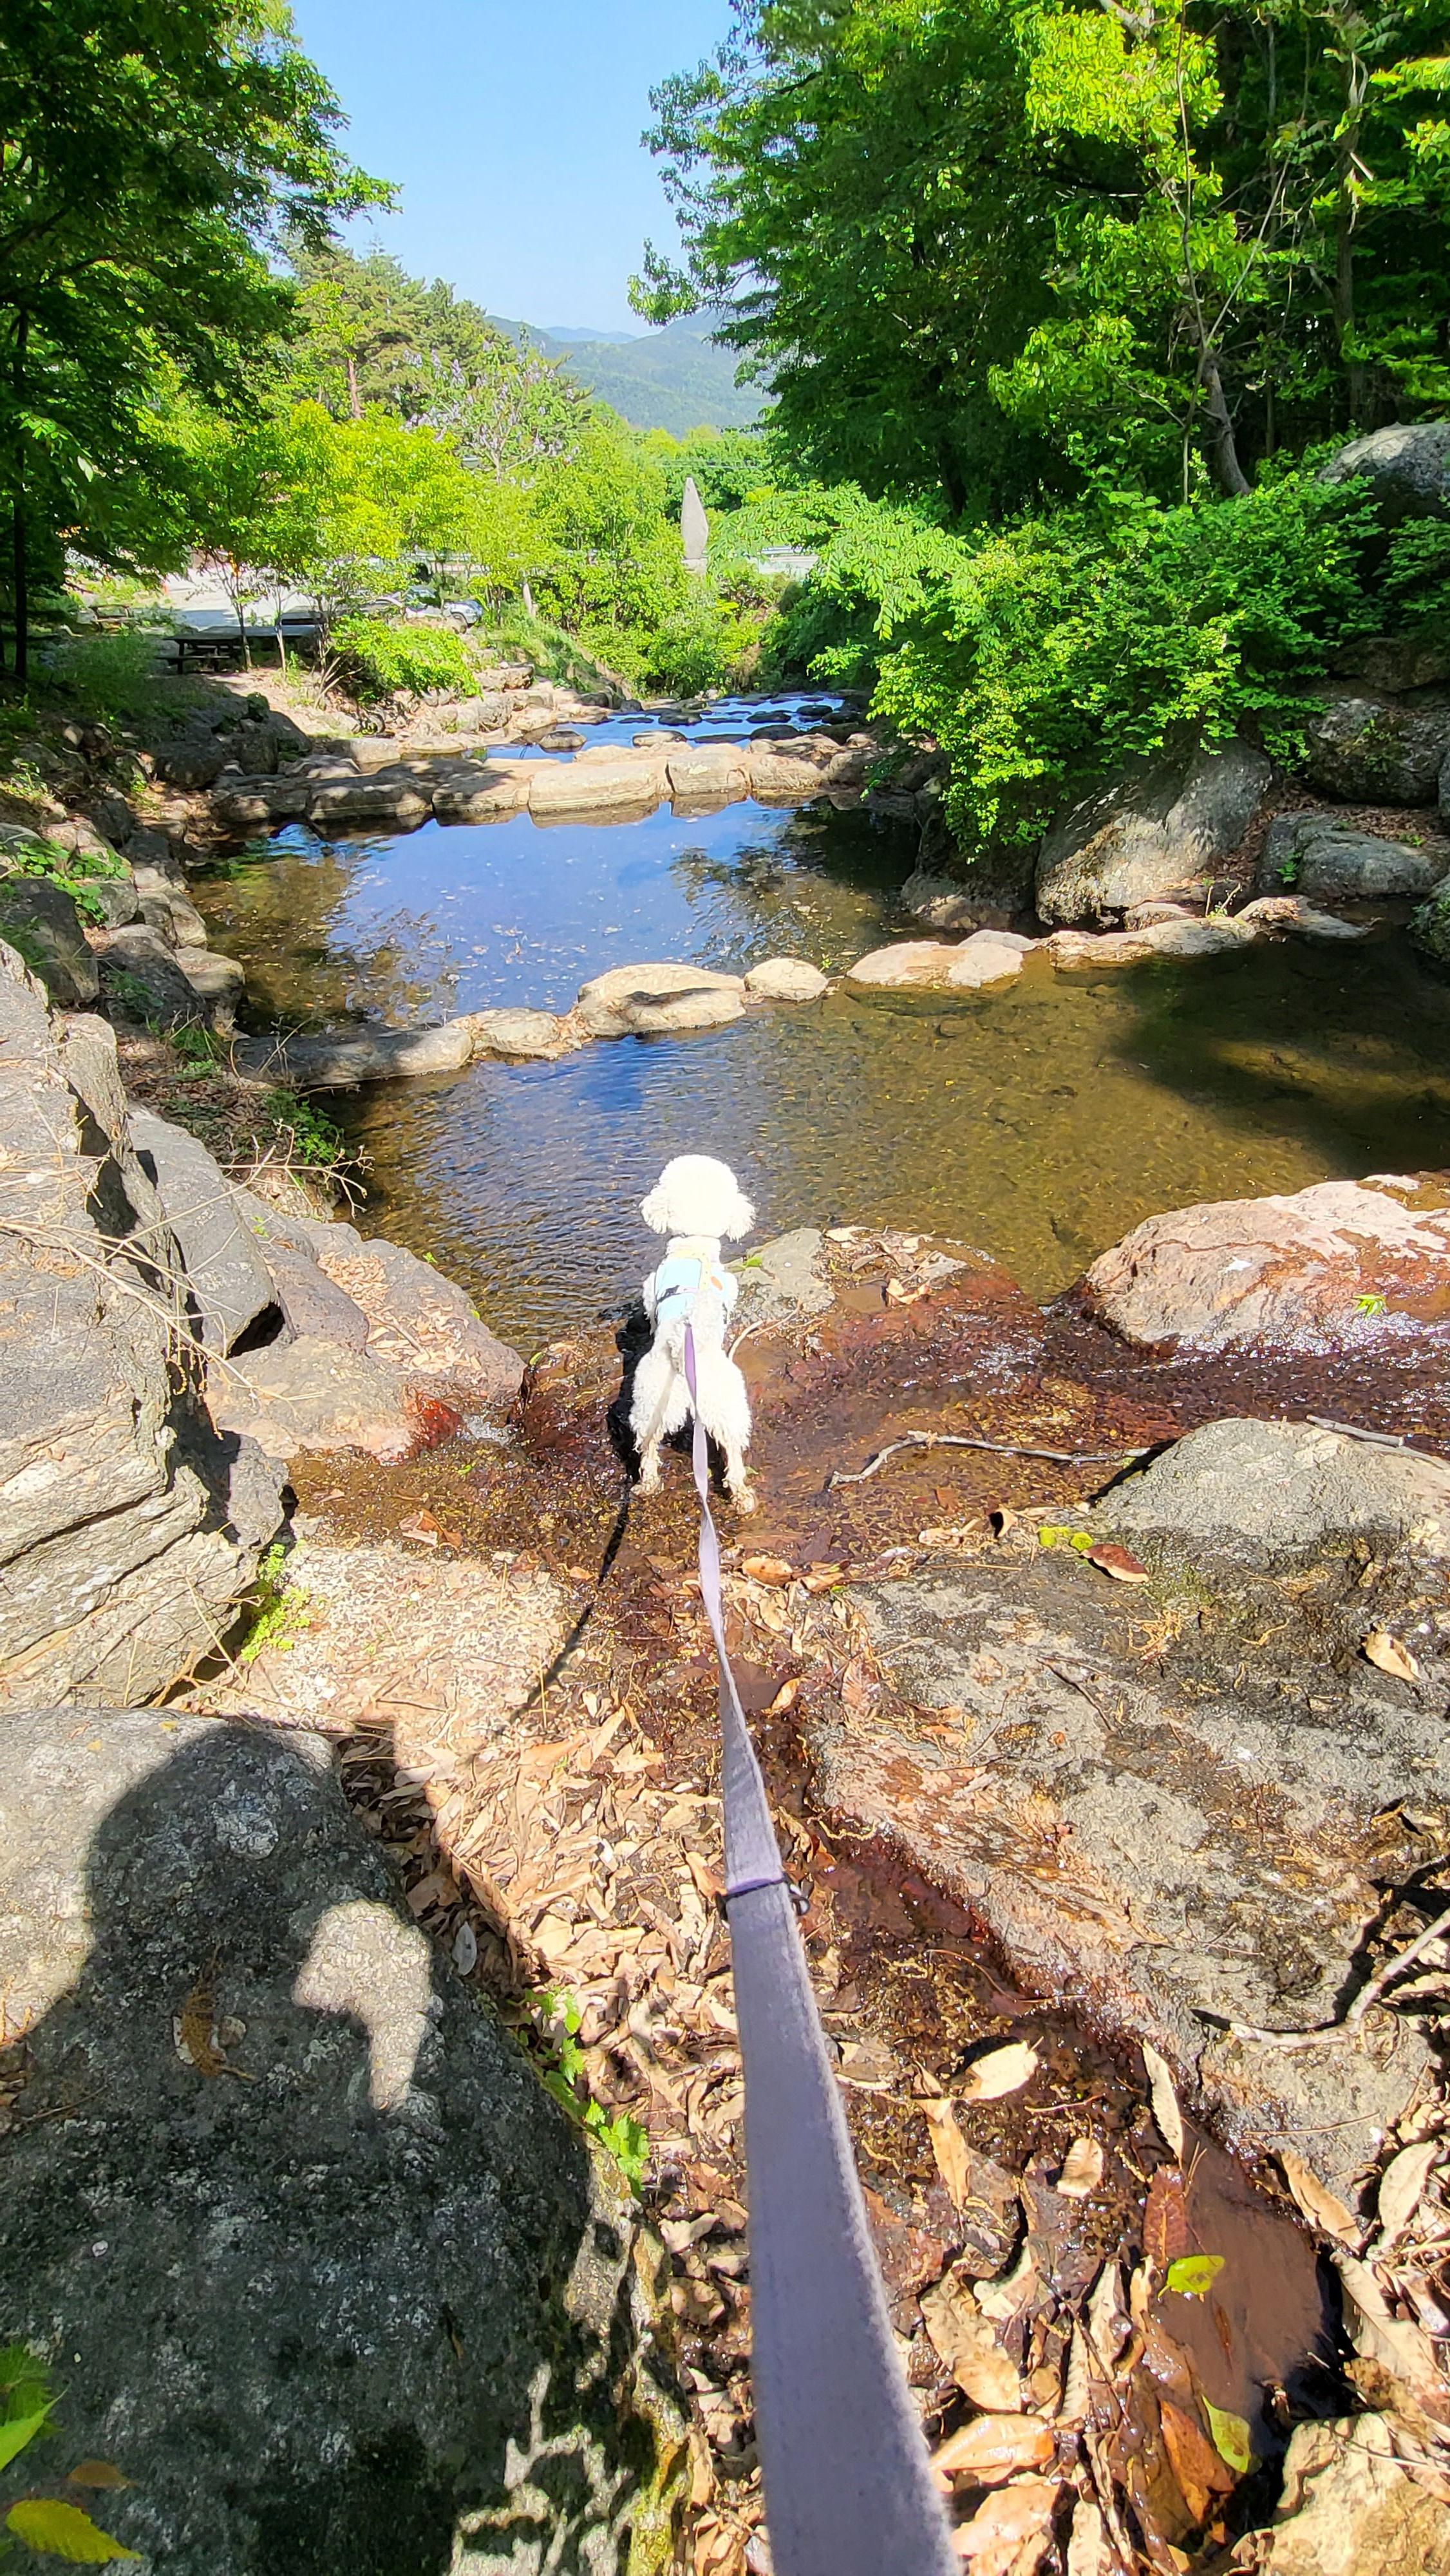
<box><xmin>731</xmin><ymin>1484</ymin><xmax>758</xmax><ymax>1515</ymax></box>
<box><xmin>636</xmin><ymin>1463</ymin><xmax>663</xmax><ymax>1493</ymax></box>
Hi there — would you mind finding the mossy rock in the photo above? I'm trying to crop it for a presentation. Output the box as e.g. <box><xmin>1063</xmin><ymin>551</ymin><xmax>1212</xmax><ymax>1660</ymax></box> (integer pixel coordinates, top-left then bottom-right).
<box><xmin>1410</xmin><ymin>876</ymin><xmax>1450</xmax><ymax>969</ymax></box>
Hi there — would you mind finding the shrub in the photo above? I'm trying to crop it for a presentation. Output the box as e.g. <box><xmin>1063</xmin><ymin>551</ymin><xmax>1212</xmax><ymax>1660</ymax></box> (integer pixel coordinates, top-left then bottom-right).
<box><xmin>0</xmin><ymin>829</ymin><xmax>128</xmax><ymax>924</ymax></box>
<box><xmin>46</xmin><ymin>627</ymin><xmax>171</xmax><ymax>723</ymax></box>
<box><xmin>645</xmin><ymin>589</ymin><xmax>757</xmax><ymax>696</ymax></box>
<box><xmin>328</xmin><ymin>614</ymin><xmax>475</xmax><ymax>705</ymax></box>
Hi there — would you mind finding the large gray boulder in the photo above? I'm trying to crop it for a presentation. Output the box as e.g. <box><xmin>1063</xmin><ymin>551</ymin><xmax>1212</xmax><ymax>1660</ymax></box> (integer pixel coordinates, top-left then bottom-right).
<box><xmin>0</xmin><ymin>1707</ymin><xmax>685</xmax><ymax>2573</ymax></box>
<box><xmin>1258</xmin><ymin>810</ymin><xmax>1447</xmax><ymax>901</ymax></box>
<box><xmin>129</xmin><ymin>1108</ymin><xmax>279</xmax><ymax>1356</ymax></box>
<box><xmin>576</xmin><ymin>961</ymin><xmax>745</xmax><ymax>1037</ymax></box>
<box><xmin>1108</xmin><ymin>1416</ymin><xmax>1450</xmax><ymax>1560</ymax></box>
<box><xmin>1036</xmin><ymin>736</ymin><xmax>1271</xmax><ymax>925</ymax></box>
<box><xmin>0</xmin><ymin>946</ymin><xmax>284</xmax><ymax>1706</ymax></box>
<box><xmin>1084</xmin><ymin>1171</ymin><xmax>1450</xmax><ymax>1349</ymax></box>
<box><xmin>1320</xmin><ymin>420</ymin><xmax>1450</xmax><ymax>527</ymax></box>
<box><xmin>95</xmin><ymin>923</ymin><xmax>215</xmax><ymax>1028</ymax></box>
<box><xmin>238</xmin><ymin>1019</ymin><xmax>476</xmax><ymax>1088</ymax></box>
<box><xmin>0</xmin><ymin>878</ymin><xmax>99</xmax><ymax>1007</ymax></box>
<box><xmin>1299</xmin><ymin>687</ymin><xmax>1450</xmax><ymax>804</ymax></box>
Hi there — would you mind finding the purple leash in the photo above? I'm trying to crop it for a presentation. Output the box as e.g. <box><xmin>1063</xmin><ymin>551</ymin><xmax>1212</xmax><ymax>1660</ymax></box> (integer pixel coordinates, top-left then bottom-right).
<box><xmin>682</xmin><ymin>1324</ymin><xmax>956</xmax><ymax>2576</ymax></box>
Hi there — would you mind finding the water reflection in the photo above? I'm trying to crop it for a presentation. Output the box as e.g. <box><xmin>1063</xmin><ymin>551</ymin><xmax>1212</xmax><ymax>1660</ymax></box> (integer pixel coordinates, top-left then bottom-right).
<box><xmin>195</xmin><ymin>789</ymin><xmax>1450</xmax><ymax>1350</ymax></box>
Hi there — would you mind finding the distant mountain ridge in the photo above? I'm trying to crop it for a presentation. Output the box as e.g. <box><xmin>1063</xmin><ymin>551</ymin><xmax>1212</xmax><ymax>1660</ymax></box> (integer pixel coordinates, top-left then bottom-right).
<box><xmin>489</xmin><ymin>312</ymin><xmax>766</xmax><ymax>438</ymax></box>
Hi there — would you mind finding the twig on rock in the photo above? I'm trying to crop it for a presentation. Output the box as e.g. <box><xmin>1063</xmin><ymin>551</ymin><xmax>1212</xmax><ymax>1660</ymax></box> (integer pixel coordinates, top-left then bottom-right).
<box><xmin>828</xmin><ymin>1430</ymin><xmax>1148</xmax><ymax>1486</ymax></box>
<box><xmin>1227</xmin><ymin>1900</ymin><xmax>1450</xmax><ymax>2050</ymax></box>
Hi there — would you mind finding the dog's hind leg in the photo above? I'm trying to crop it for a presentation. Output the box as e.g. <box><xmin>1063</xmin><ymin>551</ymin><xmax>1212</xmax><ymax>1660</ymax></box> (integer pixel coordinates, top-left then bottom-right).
<box><xmin>630</xmin><ymin>1344</ymin><xmax>688</xmax><ymax>1491</ymax></box>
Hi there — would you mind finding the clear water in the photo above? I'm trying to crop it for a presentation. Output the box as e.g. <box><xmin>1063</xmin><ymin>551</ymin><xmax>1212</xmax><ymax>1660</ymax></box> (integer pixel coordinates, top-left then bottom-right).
<box><xmin>196</xmin><ymin>714</ymin><xmax>1450</xmax><ymax>1351</ymax></box>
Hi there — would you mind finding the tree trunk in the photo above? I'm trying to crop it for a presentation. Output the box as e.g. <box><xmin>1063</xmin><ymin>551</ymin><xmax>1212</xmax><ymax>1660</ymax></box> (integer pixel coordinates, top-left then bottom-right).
<box><xmin>12</xmin><ymin>310</ymin><xmax>28</xmax><ymax>688</ymax></box>
<box><xmin>1334</xmin><ymin>52</ymin><xmax>1370</xmax><ymax>426</ymax></box>
<box><xmin>346</xmin><ymin>353</ymin><xmax>362</xmax><ymax>422</ymax></box>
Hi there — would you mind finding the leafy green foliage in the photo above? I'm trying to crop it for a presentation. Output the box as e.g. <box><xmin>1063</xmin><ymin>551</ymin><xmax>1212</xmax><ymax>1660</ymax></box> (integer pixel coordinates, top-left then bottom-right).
<box><xmin>328</xmin><ymin>614</ymin><xmax>474</xmax><ymax>704</ymax></box>
<box><xmin>0</xmin><ymin>2349</ymin><xmax>135</xmax><ymax>2562</ymax></box>
<box><xmin>0</xmin><ymin>831</ymin><xmax>126</xmax><ymax>927</ymax></box>
<box><xmin>528</xmin><ymin>1993</ymin><xmax>650</xmax><ymax>2194</ymax></box>
<box><xmin>528</xmin><ymin>415</ymin><xmax>688</xmax><ymax>680</ymax></box>
<box><xmin>646</xmin><ymin>587</ymin><xmax>757</xmax><ymax>694</ymax></box>
<box><xmin>1164</xmin><ymin>2255</ymin><xmax>1225</xmax><ymax>2298</ymax></box>
<box><xmin>235</xmin><ymin>1542</ymin><xmax>310</xmax><ymax>1665</ymax></box>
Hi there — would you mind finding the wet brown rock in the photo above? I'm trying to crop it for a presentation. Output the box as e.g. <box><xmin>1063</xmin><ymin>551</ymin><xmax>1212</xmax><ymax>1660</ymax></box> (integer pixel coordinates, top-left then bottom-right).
<box><xmin>528</xmin><ymin>752</ymin><xmax>666</xmax><ymax>820</ymax></box>
<box><xmin>1084</xmin><ymin>1173</ymin><xmax>1450</xmax><ymax>1349</ymax></box>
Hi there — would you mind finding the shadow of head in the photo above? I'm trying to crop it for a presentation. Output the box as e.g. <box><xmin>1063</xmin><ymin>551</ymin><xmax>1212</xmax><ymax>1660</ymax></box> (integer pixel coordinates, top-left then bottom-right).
<box><xmin>0</xmin><ymin>1716</ymin><xmax>672</xmax><ymax>2576</ymax></box>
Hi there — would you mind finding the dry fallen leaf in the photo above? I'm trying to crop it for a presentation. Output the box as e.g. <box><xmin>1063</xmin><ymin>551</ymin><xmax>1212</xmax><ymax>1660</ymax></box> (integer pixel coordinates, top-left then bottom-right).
<box><xmin>1280</xmin><ymin>2148</ymin><xmax>1361</xmax><ymax>2247</ymax></box>
<box><xmin>1364</xmin><ymin>1629</ymin><xmax>1422</xmax><ymax>1684</ymax></box>
<box><xmin>954</xmin><ymin>2478</ymin><xmax>1057</xmax><ymax>2571</ymax></box>
<box><xmin>1375</xmin><ymin>2140</ymin><xmax>1440</xmax><ymax>2253</ymax></box>
<box><xmin>1160</xmin><ymin>2397</ymin><xmax>1236</xmax><ymax>2522</ymax></box>
<box><xmin>1143</xmin><ymin>2166</ymin><xmax>1189</xmax><ymax>2270</ymax></box>
<box><xmin>923</xmin><ymin>2096</ymin><xmax>973</xmax><ymax>2210</ymax></box>
<box><xmin>740</xmin><ymin>1553</ymin><xmax>795</xmax><ymax>1586</ymax></box>
<box><xmin>932</xmin><ymin>2416</ymin><xmax>1053</xmax><ymax>2486</ymax></box>
<box><xmin>976</xmin><ymin>2243</ymin><xmax>1039</xmax><ymax>2324</ymax></box>
<box><xmin>1142</xmin><ymin>2042</ymin><xmax>1184</xmax><ymax>2161</ymax></box>
<box><xmin>802</xmin><ymin>1562</ymin><xmax>846</xmax><ymax>1593</ymax></box>
<box><xmin>921</xmin><ymin>2272</ymin><xmax>1022</xmax><ymax>2412</ymax></box>
<box><xmin>764</xmin><ymin>1676</ymin><xmax>801</xmax><ymax>1717</ymax></box>
<box><xmin>1335</xmin><ymin>2250</ymin><xmax>1450</xmax><ymax>2421</ymax></box>
<box><xmin>959</xmin><ymin>2040</ymin><xmax>1039</xmax><ymax>2103</ymax></box>
<box><xmin>1086</xmin><ymin>1541</ymin><xmax>1150</xmax><ymax>1586</ymax></box>
<box><xmin>1064</xmin><ymin>2497</ymin><xmax>1107</xmax><ymax>2576</ymax></box>
<box><xmin>1057</xmin><ymin>2137</ymin><xmax>1104</xmax><ymax>2199</ymax></box>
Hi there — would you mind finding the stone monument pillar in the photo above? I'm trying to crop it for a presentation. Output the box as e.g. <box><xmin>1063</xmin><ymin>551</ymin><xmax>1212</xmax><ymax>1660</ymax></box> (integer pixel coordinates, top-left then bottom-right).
<box><xmin>681</xmin><ymin>475</ymin><xmax>709</xmax><ymax>574</ymax></box>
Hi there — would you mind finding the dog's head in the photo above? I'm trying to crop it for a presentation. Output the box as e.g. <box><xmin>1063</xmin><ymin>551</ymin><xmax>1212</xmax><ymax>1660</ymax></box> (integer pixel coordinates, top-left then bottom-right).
<box><xmin>640</xmin><ymin>1155</ymin><xmax>755</xmax><ymax>1243</ymax></box>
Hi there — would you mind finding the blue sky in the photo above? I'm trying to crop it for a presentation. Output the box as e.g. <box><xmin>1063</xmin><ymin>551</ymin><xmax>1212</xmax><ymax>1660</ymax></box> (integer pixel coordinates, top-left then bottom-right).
<box><xmin>289</xmin><ymin>0</ymin><xmax>734</xmax><ymax>334</ymax></box>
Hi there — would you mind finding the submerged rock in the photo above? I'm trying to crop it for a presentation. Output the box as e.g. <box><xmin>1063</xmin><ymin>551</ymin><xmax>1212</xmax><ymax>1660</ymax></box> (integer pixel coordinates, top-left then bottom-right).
<box><xmin>240</xmin><ymin>1019</ymin><xmax>476</xmax><ymax>1087</ymax></box>
<box><xmin>846</xmin><ymin>934</ymin><xmax>1025</xmax><ymax>990</ymax></box>
<box><xmin>1036</xmin><ymin>737</ymin><xmax>1271</xmax><ymax>925</ymax></box>
<box><xmin>0</xmin><ymin>1707</ymin><xmax>685</xmax><ymax>2574</ymax></box>
<box><xmin>1084</xmin><ymin>1173</ymin><xmax>1450</xmax><ymax>1349</ymax></box>
<box><xmin>1046</xmin><ymin>916</ymin><xmax>1251</xmax><ymax>967</ymax></box>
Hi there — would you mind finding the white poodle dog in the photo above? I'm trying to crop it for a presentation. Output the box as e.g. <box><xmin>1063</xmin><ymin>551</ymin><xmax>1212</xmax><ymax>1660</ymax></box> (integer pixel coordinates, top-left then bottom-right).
<box><xmin>630</xmin><ymin>1153</ymin><xmax>757</xmax><ymax>1511</ymax></box>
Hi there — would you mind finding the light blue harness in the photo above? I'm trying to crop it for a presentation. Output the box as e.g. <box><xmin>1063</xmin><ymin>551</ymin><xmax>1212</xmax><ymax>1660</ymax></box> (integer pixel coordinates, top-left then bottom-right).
<box><xmin>653</xmin><ymin>1253</ymin><xmax>735</xmax><ymax>1322</ymax></box>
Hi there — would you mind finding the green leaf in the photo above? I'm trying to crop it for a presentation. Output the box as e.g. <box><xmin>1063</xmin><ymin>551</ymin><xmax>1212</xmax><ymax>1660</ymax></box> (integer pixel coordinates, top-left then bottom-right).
<box><xmin>0</xmin><ymin>2410</ymin><xmax>53</xmax><ymax>2476</ymax></box>
<box><xmin>1165</xmin><ymin>2253</ymin><xmax>1225</xmax><ymax>2298</ymax></box>
<box><xmin>1203</xmin><ymin>2400</ymin><xmax>1252</xmax><ymax>2477</ymax></box>
<box><xmin>4</xmin><ymin>2501</ymin><xmax>140</xmax><ymax>2562</ymax></box>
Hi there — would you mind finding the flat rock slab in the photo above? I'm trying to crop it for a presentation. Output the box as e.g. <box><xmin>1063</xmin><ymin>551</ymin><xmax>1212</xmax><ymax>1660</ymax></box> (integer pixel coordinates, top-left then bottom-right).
<box><xmin>528</xmin><ymin>753</ymin><xmax>666</xmax><ymax>820</ymax></box>
<box><xmin>1084</xmin><ymin>1172</ymin><xmax>1450</xmax><ymax>1349</ymax></box>
<box><xmin>1109</xmin><ymin>1416</ymin><xmax>1450</xmax><ymax>1560</ymax></box>
<box><xmin>462</xmin><ymin>1005</ymin><xmax>581</xmax><ymax>1059</ymax></box>
<box><xmin>742</xmin><ymin>956</ymin><xmax>830</xmax><ymax>1001</ymax></box>
<box><xmin>1046</xmin><ymin>917</ymin><xmax>1251</xmax><ymax>968</ymax></box>
<box><xmin>1238</xmin><ymin>895</ymin><xmax>1371</xmax><ymax>941</ymax></box>
<box><xmin>240</xmin><ymin>1020</ymin><xmax>475</xmax><ymax>1088</ymax></box>
<box><xmin>211</xmin><ymin>1333</ymin><xmax>424</xmax><ymax>1463</ymax></box>
<box><xmin>576</xmin><ymin>962</ymin><xmax>745</xmax><ymax>1038</ymax></box>
<box><xmin>847</xmin><ymin>937</ymin><xmax>1022</xmax><ymax>989</ymax></box>
<box><xmin>298</xmin><ymin>1220</ymin><xmax>523</xmax><ymax>1401</ymax></box>
<box><xmin>814</xmin><ymin>1435</ymin><xmax>1450</xmax><ymax>2188</ymax></box>
<box><xmin>0</xmin><ymin>1707</ymin><xmax>681</xmax><ymax>2573</ymax></box>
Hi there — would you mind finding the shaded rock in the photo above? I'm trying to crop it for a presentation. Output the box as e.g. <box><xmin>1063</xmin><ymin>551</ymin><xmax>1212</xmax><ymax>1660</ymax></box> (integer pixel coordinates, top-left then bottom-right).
<box><xmin>174</xmin><ymin>947</ymin><xmax>245</xmax><ymax>1029</ymax></box>
<box><xmin>306</xmin><ymin>770</ymin><xmax>431</xmax><ymax>829</ymax></box>
<box><xmin>229</xmin><ymin>1189</ymin><xmax>370</xmax><ymax>1350</ymax></box>
<box><xmin>1258</xmin><ymin>811</ymin><xmax>1444</xmax><ymax>901</ymax></box>
<box><xmin>451</xmin><ymin>692</ymin><xmax>509</xmax><ymax>733</ymax></box>
<box><xmin>528</xmin><ymin>752</ymin><xmax>666</xmax><ymax>820</ymax></box>
<box><xmin>0</xmin><ymin>943</ymin><xmax>283</xmax><ymax>1706</ymax></box>
<box><xmin>84</xmin><ymin>873</ymin><xmax>142</xmax><ymax>929</ymax></box>
<box><xmin>154</xmin><ymin>732</ymin><xmax>232</xmax><ymax>791</ymax></box>
<box><xmin>1409</xmin><ymin>873</ymin><xmax>1450</xmax><ymax>969</ymax></box>
<box><xmin>1036</xmin><ymin>737</ymin><xmax>1271</xmax><ymax>925</ymax></box>
<box><xmin>538</xmin><ymin>727</ymin><xmax>587</xmax><ymax>752</ymax></box>
<box><xmin>743</xmin><ymin>956</ymin><xmax>829</xmax><ymax>1001</ymax></box>
<box><xmin>666</xmin><ymin>744</ymin><xmax>750</xmax><ymax>807</ymax></box>
<box><xmin>1238</xmin><ymin>894</ymin><xmax>1373</xmax><ymax>940</ymax></box>
<box><xmin>431</xmin><ymin>763</ymin><xmax>532</xmax><ymax>822</ymax></box>
<box><xmin>748</xmin><ymin>735</ymin><xmax>869</xmax><ymax>800</ymax></box>
<box><xmin>0</xmin><ymin>879</ymin><xmax>98</xmax><ymax>1007</ymax></box>
<box><xmin>210</xmin><ymin>773</ymin><xmax>312</xmax><ymax>828</ymax></box>
<box><xmin>1300</xmin><ymin>688</ymin><xmax>1450</xmax><ymax>804</ymax></box>
<box><xmin>905</xmin><ymin>829</ymin><xmax>1038</xmax><ymax>930</ymax></box>
<box><xmin>1108</xmin><ymin>1417</ymin><xmax>1450</xmax><ymax>1561</ymax></box>
<box><xmin>462</xmin><ymin>1005</ymin><xmax>579</xmax><ymax>1060</ymax></box>
<box><xmin>576</xmin><ymin>961</ymin><xmax>745</xmax><ymax>1038</ymax></box>
<box><xmin>129</xmin><ymin>844</ymin><xmax>209</xmax><ymax>945</ymax></box>
<box><xmin>241</xmin><ymin>1019</ymin><xmax>475</xmax><ymax>1088</ymax></box>
<box><xmin>1258</xmin><ymin>2414</ymin><xmax>1450</xmax><ymax>2575</ymax></box>
<box><xmin>1332</xmin><ymin>629</ymin><xmax>1450</xmax><ymax>694</ymax></box>
<box><xmin>1084</xmin><ymin>1173</ymin><xmax>1450</xmax><ymax>1349</ymax></box>
<box><xmin>95</xmin><ymin>924</ymin><xmax>215</xmax><ymax>1028</ymax></box>
<box><xmin>1320</xmin><ymin>420</ymin><xmax>1450</xmax><ymax>527</ymax></box>
<box><xmin>0</xmin><ymin>1709</ymin><xmax>684</xmax><ymax>2575</ymax></box>
<box><xmin>295</xmin><ymin>1221</ymin><xmax>523</xmax><ymax>1403</ymax></box>
<box><xmin>128</xmin><ymin>1108</ymin><xmax>278</xmax><ymax>1357</ymax></box>
<box><xmin>211</xmin><ymin>1334</ymin><xmax>422</xmax><ymax>1463</ymax></box>
<box><xmin>1046</xmin><ymin>916</ymin><xmax>1251</xmax><ymax>968</ymax></box>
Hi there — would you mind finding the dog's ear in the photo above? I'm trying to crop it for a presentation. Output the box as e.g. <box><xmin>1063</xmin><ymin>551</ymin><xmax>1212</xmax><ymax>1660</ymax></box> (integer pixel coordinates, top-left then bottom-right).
<box><xmin>721</xmin><ymin>1185</ymin><xmax>756</xmax><ymax>1242</ymax></box>
<box><xmin>639</xmin><ymin>1182</ymin><xmax>670</xmax><ymax>1235</ymax></box>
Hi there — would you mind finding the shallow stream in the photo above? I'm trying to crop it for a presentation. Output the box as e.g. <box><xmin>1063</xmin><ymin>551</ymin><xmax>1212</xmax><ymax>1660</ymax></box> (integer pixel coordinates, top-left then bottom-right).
<box><xmin>196</xmin><ymin>691</ymin><xmax>1450</xmax><ymax>1348</ymax></box>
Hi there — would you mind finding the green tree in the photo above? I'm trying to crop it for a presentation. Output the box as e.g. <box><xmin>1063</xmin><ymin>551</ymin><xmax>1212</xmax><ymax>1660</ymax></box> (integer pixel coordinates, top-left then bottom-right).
<box><xmin>529</xmin><ymin>413</ymin><xmax>687</xmax><ymax>674</ymax></box>
<box><xmin>0</xmin><ymin>0</ymin><xmax>385</xmax><ymax>680</ymax></box>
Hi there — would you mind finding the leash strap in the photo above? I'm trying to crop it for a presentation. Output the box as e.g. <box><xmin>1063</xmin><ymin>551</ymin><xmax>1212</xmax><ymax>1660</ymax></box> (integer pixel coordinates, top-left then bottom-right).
<box><xmin>683</xmin><ymin>1325</ymin><xmax>956</xmax><ymax>2576</ymax></box>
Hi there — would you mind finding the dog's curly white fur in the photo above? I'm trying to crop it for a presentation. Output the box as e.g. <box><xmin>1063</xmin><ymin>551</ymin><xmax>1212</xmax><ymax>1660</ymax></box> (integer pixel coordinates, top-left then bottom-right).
<box><xmin>630</xmin><ymin>1154</ymin><xmax>757</xmax><ymax>1511</ymax></box>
